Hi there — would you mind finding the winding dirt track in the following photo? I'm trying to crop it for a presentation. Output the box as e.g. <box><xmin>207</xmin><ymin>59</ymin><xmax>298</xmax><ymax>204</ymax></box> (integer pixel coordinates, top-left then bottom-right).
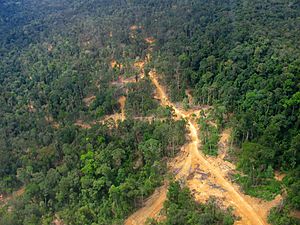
<box><xmin>111</xmin><ymin>31</ymin><xmax>281</xmax><ymax>224</ymax></box>
<box><xmin>125</xmin><ymin>67</ymin><xmax>271</xmax><ymax>225</ymax></box>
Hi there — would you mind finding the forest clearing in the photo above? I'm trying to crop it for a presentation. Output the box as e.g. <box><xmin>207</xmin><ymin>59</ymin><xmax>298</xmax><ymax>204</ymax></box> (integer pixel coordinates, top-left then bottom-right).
<box><xmin>1</xmin><ymin>1</ymin><xmax>298</xmax><ymax>225</ymax></box>
<box><xmin>124</xmin><ymin>40</ymin><xmax>282</xmax><ymax>225</ymax></box>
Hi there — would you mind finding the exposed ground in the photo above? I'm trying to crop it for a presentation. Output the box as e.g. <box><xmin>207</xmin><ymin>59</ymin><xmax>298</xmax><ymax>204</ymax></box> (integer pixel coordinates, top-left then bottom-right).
<box><xmin>45</xmin><ymin>115</ymin><xmax>60</xmax><ymax>129</ymax></box>
<box><xmin>145</xmin><ymin>37</ymin><xmax>155</xmax><ymax>44</ymax></box>
<box><xmin>52</xmin><ymin>215</ymin><xmax>65</xmax><ymax>225</ymax></box>
<box><xmin>28</xmin><ymin>101</ymin><xmax>36</xmax><ymax>112</ymax></box>
<box><xmin>119</xmin><ymin>96</ymin><xmax>126</xmax><ymax>122</ymax></box>
<box><xmin>0</xmin><ymin>187</ymin><xmax>25</xmax><ymax>207</ymax></box>
<box><xmin>83</xmin><ymin>95</ymin><xmax>96</xmax><ymax>107</ymax></box>
<box><xmin>274</xmin><ymin>171</ymin><xmax>286</xmax><ymax>182</ymax></box>
<box><xmin>110</xmin><ymin>60</ymin><xmax>123</xmax><ymax>69</ymax></box>
<box><xmin>125</xmin><ymin>183</ymin><xmax>168</xmax><ymax>225</ymax></box>
<box><xmin>125</xmin><ymin>35</ymin><xmax>283</xmax><ymax>225</ymax></box>
<box><xmin>70</xmin><ymin>29</ymin><xmax>283</xmax><ymax>225</ymax></box>
<box><xmin>0</xmin><ymin>27</ymin><xmax>286</xmax><ymax>225</ymax></box>
<box><xmin>291</xmin><ymin>210</ymin><xmax>300</xmax><ymax>220</ymax></box>
<box><xmin>130</xmin><ymin>25</ymin><xmax>142</xmax><ymax>31</ymax></box>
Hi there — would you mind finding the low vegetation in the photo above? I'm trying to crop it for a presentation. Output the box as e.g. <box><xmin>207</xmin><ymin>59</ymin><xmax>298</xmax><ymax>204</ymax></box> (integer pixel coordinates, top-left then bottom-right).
<box><xmin>0</xmin><ymin>0</ymin><xmax>299</xmax><ymax>224</ymax></box>
<box><xmin>198</xmin><ymin>117</ymin><xmax>220</xmax><ymax>156</ymax></box>
<box><xmin>147</xmin><ymin>181</ymin><xmax>235</xmax><ymax>225</ymax></box>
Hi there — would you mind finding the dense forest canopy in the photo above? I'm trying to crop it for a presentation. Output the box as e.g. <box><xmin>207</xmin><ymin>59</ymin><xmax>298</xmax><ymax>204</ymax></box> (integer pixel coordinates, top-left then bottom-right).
<box><xmin>0</xmin><ymin>0</ymin><xmax>299</xmax><ymax>224</ymax></box>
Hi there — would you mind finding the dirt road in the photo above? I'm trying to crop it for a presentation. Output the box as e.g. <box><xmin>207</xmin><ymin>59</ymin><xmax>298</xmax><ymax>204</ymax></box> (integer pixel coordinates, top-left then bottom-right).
<box><xmin>150</xmin><ymin>70</ymin><xmax>268</xmax><ymax>225</ymax></box>
<box><xmin>110</xmin><ymin>32</ymin><xmax>279</xmax><ymax>225</ymax></box>
<box><xmin>125</xmin><ymin>68</ymin><xmax>272</xmax><ymax>225</ymax></box>
<box><xmin>125</xmin><ymin>184</ymin><xmax>168</xmax><ymax>225</ymax></box>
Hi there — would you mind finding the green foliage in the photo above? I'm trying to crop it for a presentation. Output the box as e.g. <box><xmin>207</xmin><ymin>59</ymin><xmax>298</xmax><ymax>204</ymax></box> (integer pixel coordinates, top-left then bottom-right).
<box><xmin>154</xmin><ymin>106</ymin><xmax>172</xmax><ymax>118</ymax></box>
<box><xmin>268</xmin><ymin>205</ymin><xmax>300</xmax><ymax>225</ymax></box>
<box><xmin>59</xmin><ymin>126</ymin><xmax>76</xmax><ymax>144</ymax></box>
<box><xmin>283</xmin><ymin>166</ymin><xmax>300</xmax><ymax>210</ymax></box>
<box><xmin>89</xmin><ymin>88</ymin><xmax>120</xmax><ymax>118</ymax></box>
<box><xmin>125</xmin><ymin>79</ymin><xmax>160</xmax><ymax>117</ymax></box>
<box><xmin>148</xmin><ymin>0</ymin><xmax>300</xmax><ymax>212</ymax></box>
<box><xmin>233</xmin><ymin>142</ymin><xmax>281</xmax><ymax>200</ymax></box>
<box><xmin>198</xmin><ymin>118</ymin><xmax>220</xmax><ymax>156</ymax></box>
<box><xmin>0</xmin><ymin>0</ymin><xmax>299</xmax><ymax>224</ymax></box>
<box><xmin>150</xmin><ymin>182</ymin><xmax>234</xmax><ymax>225</ymax></box>
<box><xmin>1</xmin><ymin>119</ymin><xmax>186</xmax><ymax>224</ymax></box>
<box><xmin>238</xmin><ymin>142</ymin><xmax>275</xmax><ymax>179</ymax></box>
<box><xmin>233</xmin><ymin>174</ymin><xmax>281</xmax><ymax>201</ymax></box>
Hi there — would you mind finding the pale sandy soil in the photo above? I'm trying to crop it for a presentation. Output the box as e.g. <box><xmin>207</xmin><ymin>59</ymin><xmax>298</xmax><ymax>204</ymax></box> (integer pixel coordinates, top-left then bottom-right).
<box><xmin>28</xmin><ymin>101</ymin><xmax>36</xmax><ymax>112</ymax></box>
<box><xmin>185</xmin><ymin>89</ymin><xmax>194</xmax><ymax>105</ymax></box>
<box><xmin>75</xmin><ymin>96</ymin><xmax>126</xmax><ymax>128</ymax></box>
<box><xmin>145</xmin><ymin>37</ymin><xmax>155</xmax><ymax>44</ymax></box>
<box><xmin>83</xmin><ymin>95</ymin><xmax>96</xmax><ymax>107</ymax></box>
<box><xmin>218</xmin><ymin>128</ymin><xmax>232</xmax><ymax>159</ymax></box>
<box><xmin>134</xmin><ymin>61</ymin><xmax>145</xmax><ymax>80</ymax></box>
<box><xmin>110</xmin><ymin>73</ymin><xmax>144</xmax><ymax>86</ymax></box>
<box><xmin>77</xmin><ymin>31</ymin><xmax>283</xmax><ymax>225</ymax></box>
<box><xmin>119</xmin><ymin>96</ymin><xmax>126</xmax><ymax>122</ymax></box>
<box><xmin>74</xmin><ymin>120</ymin><xmax>92</xmax><ymax>129</ymax></box>
<box><xmin>47</xmin><ymin>44</ymin><xmax>53</xmax><ymax>52</ymax></box>
<box><xmin>0</xmin><ymin>187</ymin><xmax>25</xmax><ymax>206</ymax></box>
<box><xmin>45</xmin><ymin>115</ymin><xmax>60</xmax><ymax>129</ymax></box>
<box><xmin>125</xmin><ymin>57</ymin><xmax>282</xmax><ymax>225</ymax></box>
<box><xmin>274</xmin><ymin>171</ymin><xmax>286</xmax><ymax>182</ymax></box>
<box><xmin>130</xmin><ymin>25</ymin><xmax>142</xmax><ymax>31</ymax></box>
<box><xmin>110</xmin><ymin>60</ymin><xmax>123</xmax><ymax>69</ymax></box>
<box><xmin>125</xmin><ymin>184</ymin><xmax>168</xmax><ymax>225</ymax></box>
<box><xmin>52</xmin><ymin>215</ymin><xmax>65</xmax><ymax>225</ymax></box>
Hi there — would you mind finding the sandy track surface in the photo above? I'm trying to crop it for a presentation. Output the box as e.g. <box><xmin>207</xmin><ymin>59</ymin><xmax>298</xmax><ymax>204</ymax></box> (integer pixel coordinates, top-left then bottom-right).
<box><xmin>75</xmin><ymin>37</ymin><xmax>281</xmax><ymax>224</ymax></box>
<box><xmin>125</xmin><ymin>64</ymin><xmax>280</xmax><ymax>225</ymax></box>
<box><xmin>125</xmin><ymin>184</ymin><xmax>168</xmax><ymax>225</ymax></box>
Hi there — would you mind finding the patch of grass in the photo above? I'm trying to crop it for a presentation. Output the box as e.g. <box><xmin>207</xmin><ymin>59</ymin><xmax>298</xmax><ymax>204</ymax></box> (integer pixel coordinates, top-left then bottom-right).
<box><xmin>268</xmin><ymin>206</ymin><xmax>300</xmax><ymax>225</ymax></box>
<box><xmin>233</xmin><ymin>174</ymin><xmax>282</xmax><ymax>201</ymax></box>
